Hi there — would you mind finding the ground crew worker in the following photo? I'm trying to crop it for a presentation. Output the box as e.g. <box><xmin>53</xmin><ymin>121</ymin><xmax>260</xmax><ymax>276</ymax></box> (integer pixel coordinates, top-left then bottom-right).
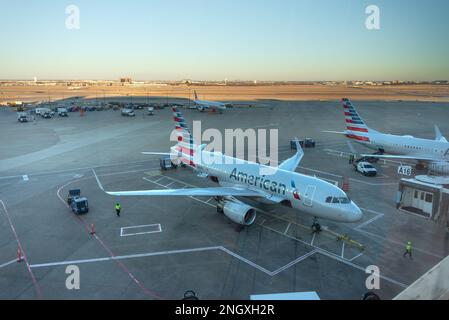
<box><xmin>403</xmin><ymin>241</ymin><xmax>412</xmax><ymax>259</ymax></box>
<box><xmin>115</xmin><ymin>202</ymin><xmax>121</xmax><ymax>217</ymax></box>
<box><xmin>349</xmin><ymin>154</ymin><xmax>355</xmax><ymax>165</ymax></box>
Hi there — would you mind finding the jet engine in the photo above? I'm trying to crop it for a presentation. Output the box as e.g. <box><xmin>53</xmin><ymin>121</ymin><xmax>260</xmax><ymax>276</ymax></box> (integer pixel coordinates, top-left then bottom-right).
<box><xmin>429</xmin><ymin>161</ymin><xmax>449</xmax><ymax>175</ymax></box>
<box><xmin>217</xmin><ymin>198</ymin><xmax>256</xmax><ymax>226</ymax></box>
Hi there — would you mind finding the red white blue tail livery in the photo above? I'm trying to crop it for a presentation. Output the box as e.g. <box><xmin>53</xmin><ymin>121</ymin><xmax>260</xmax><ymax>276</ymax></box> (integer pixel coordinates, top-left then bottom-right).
<box><xmin>324</xmin><ymin>98</ymin><xmax>449</xmax><ymax>175</ymax></box>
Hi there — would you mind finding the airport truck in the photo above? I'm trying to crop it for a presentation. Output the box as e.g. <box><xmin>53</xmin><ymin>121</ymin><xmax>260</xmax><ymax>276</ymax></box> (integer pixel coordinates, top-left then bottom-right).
<box><xmin>57</xmin><ymin>107</ymin><xmax>68</xmax><ymax>117</ymax></box>
<box><xmin>159</xmin><ymin>157</ymin><xmax>186</xmax><ymax>170</ymax></box>
<box><xmin>121</xmin><ymin>108</ymin><xmax>135</xmax><ymax>117</ymax></box>
<box><xmin>291</xmin><ymin>138</ymin><xmax>315</xmax><ymax>150</ymax></box>
<box><xmin>17</xmin><ymin>112</ymin><xmax>28</xmax><ymax>123</ymax></box>
<box><xmin>67</xmin><ymin>189</ymin><xmax>89</xmax><ymax>214</ymax></box>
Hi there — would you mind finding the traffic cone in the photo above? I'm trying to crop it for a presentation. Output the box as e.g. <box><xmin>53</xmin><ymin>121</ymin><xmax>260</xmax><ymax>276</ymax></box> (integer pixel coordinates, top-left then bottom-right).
<box><xmin>342</xmin><ymin>177</ymin><xmax>349</xmax><ymax>192</ymax></box>
<box><xmin>17</xmin><ymin>247</ymin><xmax>23</xmax><ymax>262</ymax></box>
<box><xmin>90</xmin><ymin>224</ymin><xmax>95</xmax><ymax>235</ymax></box>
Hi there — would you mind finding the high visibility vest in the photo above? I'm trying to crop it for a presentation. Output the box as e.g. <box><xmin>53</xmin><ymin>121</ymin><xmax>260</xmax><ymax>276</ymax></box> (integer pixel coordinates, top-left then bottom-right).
<box><xmin>115</xmin><ymin>204</ymin><xmax>121</xmax><ymax>210</ymax></box>
<box><xmin>406</xmin><ymin>244</ymin><xmax>412</xmax><ymax>251</ymax></box>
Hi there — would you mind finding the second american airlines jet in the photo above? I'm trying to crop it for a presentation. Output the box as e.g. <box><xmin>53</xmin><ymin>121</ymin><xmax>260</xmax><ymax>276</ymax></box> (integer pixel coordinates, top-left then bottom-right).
<box><xmin>193</xmin><ymin>90</ymin><xmax>228</xmax><ymax>112</ymax></box>
<box><xmin>325</xmin><ymin>98</ymin><xmax>449</xmax><ymax>175</ymax></box>
<box><xmin>95</xmin><ymin>107</ymin><xmax>362</xmax><ymax>230</ymax></box>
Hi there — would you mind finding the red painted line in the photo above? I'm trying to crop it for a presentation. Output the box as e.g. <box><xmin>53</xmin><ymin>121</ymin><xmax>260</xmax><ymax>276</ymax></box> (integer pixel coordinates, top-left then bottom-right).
<box><xmin>0</xmin><ymin>200</ymin><xmax>43</xmax><ymax>299</ymax></box>
<box><xmin>93</xmin><ymin>234</ymin><xmax>163</xmax><ymax>299</ymax></box>
<box><xmin>56</xmin><ymin>177</ymin><xmax>163</xmax><ymax>299</ymax></box>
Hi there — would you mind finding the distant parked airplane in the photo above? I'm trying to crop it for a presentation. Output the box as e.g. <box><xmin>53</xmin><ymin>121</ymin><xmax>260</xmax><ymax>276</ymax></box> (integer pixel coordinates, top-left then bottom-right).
<box><xmin>95</xmin><ymin>107</ymin><xmax>362</xmax><ymax>231</ymax></box>
<box><xmin>193</xmin><ymin>90</ymin><xmax>229</xmax><ymax>112</ymax></box>
<box><xmin>324</xmin><ymin>98</ymin><xmax>449</xmax><ymax>175</ymax></box>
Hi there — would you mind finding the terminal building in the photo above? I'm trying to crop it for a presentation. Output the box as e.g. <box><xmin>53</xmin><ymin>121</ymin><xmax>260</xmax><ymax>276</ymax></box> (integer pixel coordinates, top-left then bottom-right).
<box><xmin>397</xmin><ymin>176</ymin><xmax>449</xmax><ymax>226</ymax></box>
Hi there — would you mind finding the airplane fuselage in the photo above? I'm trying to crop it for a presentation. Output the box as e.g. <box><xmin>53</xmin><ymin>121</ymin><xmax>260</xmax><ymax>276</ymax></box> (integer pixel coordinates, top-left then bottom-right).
<box><xmin>358</xmin><ymin>131</ymin><xmax>449</xmax><ymax>160</ymax></box>
<box><xmin>194</xmin><ymin>100</ymin><xmax>227</xmax><ymax>111</ymax></box>
<box><xmin>190</xmin><ymin>150</ymin><xmax>362</xmax><ymax>223</ymax></box>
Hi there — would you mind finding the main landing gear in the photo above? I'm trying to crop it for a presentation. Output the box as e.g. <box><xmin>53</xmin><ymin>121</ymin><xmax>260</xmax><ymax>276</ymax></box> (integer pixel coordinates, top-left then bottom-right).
<box><xmin>311</xmin><ymin>217</ymin><xmax>322</xmax><ymax>234</ymax></box>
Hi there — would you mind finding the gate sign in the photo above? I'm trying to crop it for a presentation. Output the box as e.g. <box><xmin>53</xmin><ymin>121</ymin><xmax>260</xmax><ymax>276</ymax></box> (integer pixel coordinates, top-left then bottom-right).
<box><xmin>398</xmin><ymin>165</ymin><xmax>412</xmax><ymax>176</ymax></box>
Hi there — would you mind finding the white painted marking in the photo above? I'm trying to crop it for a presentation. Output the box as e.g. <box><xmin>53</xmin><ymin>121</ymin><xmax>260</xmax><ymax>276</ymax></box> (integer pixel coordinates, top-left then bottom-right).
<box><xmin>284</xmin><ymin>222</ymin><xmax>291</xmax><ymax>235</ymax></box>
<box><xmin>153</xmin><ymin>177</ymin><xmax>165</xmax><ymax>184</ymax></box>
<box><xmin>349</xmin><ymin>252</ymin><xmax>364</xmax><ymax>262</ymax></box>
<box><xmin>298</xmin><ymin>166</ymin><xmax>342</xmax><ymax>178</ymax></box>
<box><xmin>120</xmin><ymin>224</ymin><xmax>162</xmax><ymax>237</ymax></box>
<box><xmin>0</xmin><ymin>258</ymin><xmax>18</xmax><ymax>269</ymax></box>
<box><xmin>22</xmin><ymin>175</ymin><xmax>29</xmax><ymax>181</ymax></box>
<box><xmin>30</xmin><ymin>246</ymin><xmax>221</xmax><ymax>269</ymax></box>
<box><xmin>271</xmin><ymin>250</ymin><xmax>318</xmax><ymax>276</ymax></box>
<box><xmin>341</xmin><ymin>242</ymin><xmax>345</xmax><ymax>259</ymax></box>
<box><xmin>349</xmin><ymin>178</ymin><xmax>397</xmax><ymax>186</ymax></box>
<box><xmin>0</xmin><ymin>159</ymin><xmax>160</xmax><ymax>181</ymax></box>
<box><xmin>310</xmin><ymin>233</ymin><xmax>316</xmax><ymax>246</ymax></box>
<box><xmin>220</xmin><ymin>247</ymin><xmax>272</xmax><ymax>275</ymax></box>
<box><xmin>354</xmin><ymin>213</ymin><xmax>385</xmax><ymax>230</ymax></box>
<box><xmin>29</xmin><ymin>245</ymin><xmax>317</xmax><ymax>277</ymax></box>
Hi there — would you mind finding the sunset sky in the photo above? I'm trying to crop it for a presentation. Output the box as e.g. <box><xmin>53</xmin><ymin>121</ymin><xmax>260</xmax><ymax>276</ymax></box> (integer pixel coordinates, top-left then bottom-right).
<box><xmin>0</xmin><ymin>0</ymin><xmax>448</xmax><ymax>81</ymax></box>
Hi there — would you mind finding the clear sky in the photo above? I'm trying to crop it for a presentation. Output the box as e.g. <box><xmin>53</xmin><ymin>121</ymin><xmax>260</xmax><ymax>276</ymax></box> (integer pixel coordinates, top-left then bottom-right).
<box><xmin>0</xmin><ymin>0</ymin><xmax>448</xmax><ymax>81</ymax></box>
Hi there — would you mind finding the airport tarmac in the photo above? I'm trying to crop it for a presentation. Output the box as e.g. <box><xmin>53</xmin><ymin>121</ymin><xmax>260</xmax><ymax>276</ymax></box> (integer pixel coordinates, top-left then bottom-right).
<box><xmin>1</xmin><ymin>100</ymin><xmax>449</xmax><ymax>300</ymax></box>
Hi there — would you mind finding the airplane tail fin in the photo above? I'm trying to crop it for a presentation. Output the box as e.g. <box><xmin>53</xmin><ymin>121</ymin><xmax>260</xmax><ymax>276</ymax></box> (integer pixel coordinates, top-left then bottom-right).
<box><xmin>172</xmin><ymin>106</ymin><xmax>197</xmax><ymax>167</ymax></box>
<box><xmin>342</xmin><ymin>98</ymin><xmax>371</xmax><ymax>142</ymax></box>
<box><xmin>194</xmin><ymin>90</ymin><xmax>199</xmax><ymax>100</ymax></box>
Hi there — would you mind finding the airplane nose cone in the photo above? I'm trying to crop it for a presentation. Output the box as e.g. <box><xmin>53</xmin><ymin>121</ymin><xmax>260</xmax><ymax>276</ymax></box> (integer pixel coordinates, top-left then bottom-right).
<box><xmin>350</xmin><ymin>202</ymin><xmax>363</xmax><ymax>222</ymax></box>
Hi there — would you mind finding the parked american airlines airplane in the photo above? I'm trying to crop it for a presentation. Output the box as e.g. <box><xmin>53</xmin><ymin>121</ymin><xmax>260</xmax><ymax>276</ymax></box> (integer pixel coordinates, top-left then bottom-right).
<box><xmin>193</xmin><ymin>90</ymin><xmax>228</xmax><ymax>112</ymax></box>
<box><xmin>95</xmin><ymin>107</ymin><xmax>362</xmax><ymax>229</ymax></box>
<box><xmin>325</xmin><ymin>98</ymin><xmax>449</xmax><ymax>175</ymax></box>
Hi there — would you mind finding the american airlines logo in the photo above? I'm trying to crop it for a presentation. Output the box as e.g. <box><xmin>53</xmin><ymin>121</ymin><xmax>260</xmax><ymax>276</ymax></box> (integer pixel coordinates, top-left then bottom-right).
<box><xmin>229</xmin><ymin>168</ymin><xmax>287</xmax><ymax>195</ymax></box>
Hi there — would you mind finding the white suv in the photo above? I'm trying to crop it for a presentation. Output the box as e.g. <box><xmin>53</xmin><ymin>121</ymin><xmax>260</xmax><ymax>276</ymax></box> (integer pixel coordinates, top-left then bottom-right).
<box><xmin>121</xmin><ymin>108</ymin><xmax>135</xmax><ymax>117</ymax></box>
<box><xmin>355</xmin><ymin>161</ymin><xmax>377</xmax><ymax>177</ymax></box>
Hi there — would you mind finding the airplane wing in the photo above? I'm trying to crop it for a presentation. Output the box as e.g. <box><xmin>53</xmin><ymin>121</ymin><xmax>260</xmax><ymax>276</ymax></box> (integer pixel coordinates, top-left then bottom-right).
<box><xmin>93</xmin><ymin>169</ymin><xmax>266</xmax><ymax>198</ymax></box>
<box><xmin>106</xmin><ymin>187</ymin><xmax>263</xmax><ymax>197</ymax></box>
<box><xmin>142</xmin><ymin>152</ymin><xmax>173</xmax><ymax>156</ymax></box>
<box><xmin>278</xmin><ymin>138</ymin><xmax>304</xmax><ymax>172</ymax></box>
<box><xmin>360</xmin><ymin>154</ymin><xmax>438</xmax><ymax>162</ymax></box>
<box><xmin>434</xmin><ymin>125</ymin><xmax>448</xmax><ymax>142</ymax></box>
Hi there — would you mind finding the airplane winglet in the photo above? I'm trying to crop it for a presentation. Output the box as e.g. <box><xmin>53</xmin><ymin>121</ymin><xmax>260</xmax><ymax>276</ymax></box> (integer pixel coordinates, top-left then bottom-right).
<box><xmin>434</xmin><ymin>125</ymin><xmax>448</xmax><ymax>142</ymax></box>
<box><xmin>278</xmin><ymin>137</ymin><xmax>304</xmax><ymax>172</ymax></box>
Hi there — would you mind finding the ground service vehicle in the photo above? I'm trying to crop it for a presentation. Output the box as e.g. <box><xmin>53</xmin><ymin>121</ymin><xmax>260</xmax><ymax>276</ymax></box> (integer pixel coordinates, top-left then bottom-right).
<box><xmin>121</xmin><ymin>108</ymin><xmax>135</xmax><ymax>117</ymax></box>
<box><xmin>67</xmin><ymin>189</ymin><xmax>89</xmax><ymax>214</ymax></box>
<box><xmin>354</xmin><ymin>161</ymin><xmax>377</xmax><ymax>176</ymax></box>
<box><xmin>57</xmin><ymin>108</ymin><xmax>68</xmax><ymax>117</ymax></box>
<box><xmin>17</xmin><ymin>112</ymin><xmax>28</xmax><ymax>122</ymax></box>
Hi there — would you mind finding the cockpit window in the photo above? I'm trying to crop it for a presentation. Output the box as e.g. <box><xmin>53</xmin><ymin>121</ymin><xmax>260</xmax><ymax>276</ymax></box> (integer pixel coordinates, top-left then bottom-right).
<box><xmin>326</xmin><ymin>196</ymin><xmax>351</xmax><ymax>204</ymax></box>
<box><xmin>339</xmin><ymin>197</ymin><xmax>350</xmax><ymax>204</ymax></box>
